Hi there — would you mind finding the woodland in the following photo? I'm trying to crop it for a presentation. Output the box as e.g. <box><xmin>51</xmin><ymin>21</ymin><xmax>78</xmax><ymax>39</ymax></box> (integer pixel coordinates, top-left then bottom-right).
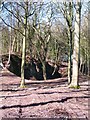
<box><xmin>0</xmin><ymin>0</ymin><xmax>90</xmax><ymax>119</ymax></box>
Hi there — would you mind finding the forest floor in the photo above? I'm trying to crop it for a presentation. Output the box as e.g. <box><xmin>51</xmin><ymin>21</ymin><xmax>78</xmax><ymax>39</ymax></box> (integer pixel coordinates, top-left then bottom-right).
<box><xmin>0</xmin><ymin>68</ymin><xmax>89</xmax><ymax>119</ymax></box>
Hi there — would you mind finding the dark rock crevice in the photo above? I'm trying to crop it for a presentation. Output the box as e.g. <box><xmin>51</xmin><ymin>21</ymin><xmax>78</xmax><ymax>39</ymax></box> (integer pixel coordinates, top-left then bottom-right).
<box><xmin>1</xmin><ymin>54</ymin><xmax>62</xmax><ymax>80</ymax></box>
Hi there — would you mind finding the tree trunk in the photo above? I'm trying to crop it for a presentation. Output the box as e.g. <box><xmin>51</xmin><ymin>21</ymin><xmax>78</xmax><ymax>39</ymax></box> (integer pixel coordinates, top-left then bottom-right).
<box><xmin>8</xmin><ymin>3</ymin><xmax>12</xmax><ymax>64</ymax></box>
<box><xmin>88</xmin><ymin>6</ymin><xmax>90</xmax><ymax>76</ymax></box>
<box><xmin>68</xmin><ymin>29</ymin><xmax>73</xmax><ymax>84</ymax></box>
<box><xmin>42</xmin><ymin>62</ymin><xmax>46</xmax><ymax>80</ymax></box>
<box><xmin>64</xmin><ymin>2</ymin><xmax>73</xmax><ymax>85</ymax></box>
<box><xmin>20</xmin><ymin>1</ymin><xmax>28</xmax><ymax>88</ymax></box>
<box><xmin>20</xmin><ymin>28</ymin><xmax>26</xmax><ymax>87</ymax></box>
<box><xmin>16</xmin><ymin>35</ymin><xmax>19</xmax><ymax>53</ymax></box>
<box><xmin>0</xmin><ymin>30</ymin><xmax>2</xmax><ymax>57</ymax></box>
<box><xmin>8</xmin><ymin>30</ymin><xmax>11</xmax><ymax>64</ymax></box>
<box><xmin>69</xmin><ymin>1</ymin><xmax>81</xmax><ymax>88</ymax></box>
<box><xmin>16</xmin><ymin>3</ymin><xmax>20</xmax><ymax>53</ymax></box>
<box><xmin>88</xmin><ymin>60</ymin><xmax>90</xmax><ymax>76</ymax></box>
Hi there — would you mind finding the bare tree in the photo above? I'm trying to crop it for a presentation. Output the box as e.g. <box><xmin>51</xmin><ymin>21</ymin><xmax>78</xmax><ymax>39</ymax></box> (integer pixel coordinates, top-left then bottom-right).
<box><xmin>20</xmin><ymin>1</ymin><xmax>28</xmax><ymax>87</ymax></box>
<box><xmin>69</xmin><ymin>0</ymin><xmax>81</xmax><ymax>88</ymax></box>
<box><xmin>0</xmin><ymin>1</ymin><xmax>36</xmax><ymax>87</ymax></box>
<box><xmin>88</xmin><ymin>2</ymin><xmax>90</xmax><ymax>76</ymax></box>
<box><xmin>55</xmin><ymin>1</ymin><xmax>74</xmax><ymax>84</ymax></box>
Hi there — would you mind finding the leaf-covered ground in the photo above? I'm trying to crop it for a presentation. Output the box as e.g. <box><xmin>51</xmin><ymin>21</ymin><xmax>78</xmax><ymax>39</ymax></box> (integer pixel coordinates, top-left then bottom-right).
<box><xmin>0</xmin><ymin>68</ymin><xmax>89</xmax><ymax>119</ymax></box>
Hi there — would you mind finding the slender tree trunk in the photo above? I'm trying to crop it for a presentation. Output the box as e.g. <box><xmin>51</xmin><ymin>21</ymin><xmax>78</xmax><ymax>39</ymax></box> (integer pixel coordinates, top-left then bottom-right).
<box><xmin>20</xmin><ymin>29</ymin><xmax>26</xmax><ymax>87</ymax></box>
<box><xmin>79</xmin><ymin>56</ymin><xmax>83</xmax><ymax>72</ymax></box>
<box><xmin>88</xmin><ymin>7</ymin><xmax>90</xmax><ymax>76</ymax></box>
<box><xmin>42</xmin><ymin>62</ymin><xmax>46</xmax><ymax>80</ymax></box>
<box><xmin>88</xmin><ymin>60</ymin><xmax>90</xmax><ymax>76</ymax></box>
<box><xmin>30</xmin><ymin>40</ymin><xmax>32</xmax><ymax>59</ymax></box>
<box><xmin>68</xmin><ymin>29</ymin><xmax>73</xmax><ymax>84</ymax></box>
<box><xmin>20</xmin><ymin>1</ymin><xmax>28</xmax><ymax>88</ymax></box>
<box><xmin>8</xmin><ymin>29</ymin><xmax>11</xmax><ymax>64</ymax></box>
<box><xmin>66</xmin><ymin>2</ymin><xmax>73</xmax><ymax>85</ymax></box>
<box><xmin>69</xmin><ymin>1</ymin><xmax>81</xmax><ymax>88</ymax></box>
<box><xmin>8</xmin><ymin>21</ymin><xmax>12</xmax><ymax>64</ymax></box>
<box><xmin>8</xmin><ymin>3</ymin><xmax>12</xmax><ymax>64</ymax></box>
<box><xmin>42</xmin><ymin>48</ymin><xmax>47</xmax><ymax>80</ymax></box>
<box><xmin>85</xmin><ymin>46</ymin><xmax>88</xmax><ymax>75</ymax></box>
<box><xmin>12</xmin><ymin>36</ymin><xmax>16</xmax><ymax>52</ymax></box>
<box><xmin>68</xmin><ymin>60</ymin><xmax>70</xmax><ymax>83</ymax></box>
<box><xmin>16</xmin><ymin>4</ymin><xmax>20</xmax><ymax>53</ymax></box>
<box><xmin>0</xmin><ymin>30</ymin><xmax>2</xmax><ymax>57</ymax></box>
<box><xmin>17</xmin><ymin>35</ymin><xmax>19</xmax><ymax>53</ymax></box>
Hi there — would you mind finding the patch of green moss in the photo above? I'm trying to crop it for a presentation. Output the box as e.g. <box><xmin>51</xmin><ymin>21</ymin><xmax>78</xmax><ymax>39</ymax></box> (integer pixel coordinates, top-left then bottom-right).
<box><xmin>20</xmin><ymin>85</ymin><xmax>26</xmax><ymax>88</ymax></box>
<box><xmin>69</xmin><ymin>85</ymin><xmax>80</xmax><ymax>89</ymax></box>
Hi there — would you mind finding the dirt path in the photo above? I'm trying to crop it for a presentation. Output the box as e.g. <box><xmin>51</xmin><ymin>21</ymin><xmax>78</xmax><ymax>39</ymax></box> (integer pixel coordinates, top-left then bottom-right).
<box><xmin>0</xmin><ymin>68</ymin><xmax>89</xmax><ymax>119</ymax></box>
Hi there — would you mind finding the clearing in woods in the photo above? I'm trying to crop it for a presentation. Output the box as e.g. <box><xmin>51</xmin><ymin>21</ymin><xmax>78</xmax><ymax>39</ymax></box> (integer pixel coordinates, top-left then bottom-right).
<box><xmin>0</xmin><ymin>68</ymin><xmax>89</xmax><ymax>119</ymax></box>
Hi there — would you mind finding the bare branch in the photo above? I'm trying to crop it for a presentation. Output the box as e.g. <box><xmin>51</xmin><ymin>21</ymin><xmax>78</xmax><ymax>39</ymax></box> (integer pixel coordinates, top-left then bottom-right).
<box><xmin>0</xmin><ymin>16</ymin><xmax>24</xmax><ymax>36</ymax></box>
<box><xmin>2</xmin><ymin>3</ymin><xmax>24</xmax><ymax>26</ymax></box>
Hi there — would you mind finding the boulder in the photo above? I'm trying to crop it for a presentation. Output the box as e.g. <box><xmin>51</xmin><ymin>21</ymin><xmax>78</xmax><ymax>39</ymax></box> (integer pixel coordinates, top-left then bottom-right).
<box><xmin>1</xmin><ymin>54</ymin><xmax>62</xmax><ymax>80</ymax></box>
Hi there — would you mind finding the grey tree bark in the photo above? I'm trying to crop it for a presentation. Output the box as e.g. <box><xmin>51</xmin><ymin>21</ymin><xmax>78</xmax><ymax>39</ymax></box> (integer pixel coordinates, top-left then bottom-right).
<box><xmin>20</xmin><ymin>1</ymin><xmax>28</xmax><ymax>87</ymax></box>
<box><xmin>69</xmin><ymin>0</ymin><xmax>81</xmax><ymax>88</ymax></box>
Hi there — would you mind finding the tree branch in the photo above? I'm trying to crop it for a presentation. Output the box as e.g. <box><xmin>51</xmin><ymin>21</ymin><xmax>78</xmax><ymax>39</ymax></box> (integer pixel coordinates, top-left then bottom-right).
<box><xmin>0</xmin><ymin>16</ymin><xmax>25</xmax><ymax>36</ymax></box>
<box><xmin>2</xmin><ymin>3</ymin><xmax>24</xmax><ymax>26</ymax></box>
